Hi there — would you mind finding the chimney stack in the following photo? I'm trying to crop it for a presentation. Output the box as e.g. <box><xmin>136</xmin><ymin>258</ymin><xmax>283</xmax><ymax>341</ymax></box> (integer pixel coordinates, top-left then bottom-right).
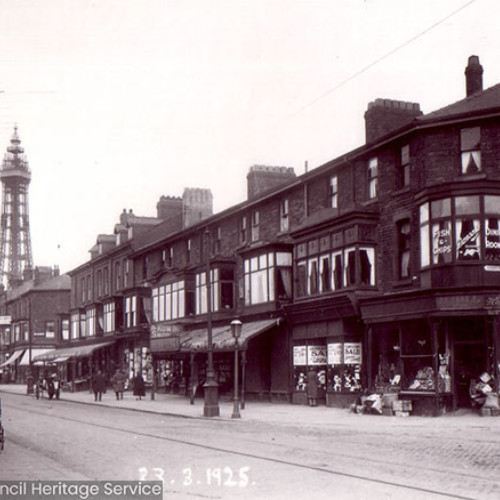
<box><xmin>465</xmin><ymin>55</ymin><xmax>483</xmax><ymax>97</ymax></box>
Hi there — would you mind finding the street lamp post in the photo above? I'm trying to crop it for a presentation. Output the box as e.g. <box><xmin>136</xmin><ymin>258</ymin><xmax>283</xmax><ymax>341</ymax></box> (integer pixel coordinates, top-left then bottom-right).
<box><xmin>231</xmin><ymin>319</ymin><xmax>242</xmax><ymax>419</ymax></box>
<box><xmin>203</xmin><ymin>228</ymin><xmax>220</xmax><ymax>417</ymax></box>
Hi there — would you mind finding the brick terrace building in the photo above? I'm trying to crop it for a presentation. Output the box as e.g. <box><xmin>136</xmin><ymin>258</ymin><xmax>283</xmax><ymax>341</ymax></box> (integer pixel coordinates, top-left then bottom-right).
<box><xmin>131</xmin><ymin>56</ymin><xmax>500</xmax><ymax>414</ymax></box>
<box><xmin>26</xmin><ymin>56</ymin><xmax>500</xmax><ymax>415</ymax></box>
<box><xmin>0</xmin><ymin>267</ymin><xmax>70</xmax><ymax>384</ymax></box>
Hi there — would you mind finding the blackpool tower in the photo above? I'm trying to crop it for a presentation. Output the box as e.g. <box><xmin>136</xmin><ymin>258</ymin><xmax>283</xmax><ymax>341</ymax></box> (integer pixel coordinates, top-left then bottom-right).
<box><xmin>0</xmin><ymin>127</ymin><xmax>33</xmax><ymax>289</ymax></box>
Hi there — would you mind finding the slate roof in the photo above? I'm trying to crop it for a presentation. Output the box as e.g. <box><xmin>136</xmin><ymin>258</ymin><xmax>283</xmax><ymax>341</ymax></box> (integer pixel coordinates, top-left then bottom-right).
<box><xmin>419</xmin><ymin>83</ymin><xmax>500</xmax><ymax>123</ymax></box>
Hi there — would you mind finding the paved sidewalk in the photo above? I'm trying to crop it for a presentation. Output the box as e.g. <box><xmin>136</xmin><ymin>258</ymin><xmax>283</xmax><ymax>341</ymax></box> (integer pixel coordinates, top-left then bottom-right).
<box><xmin>1</xmin><ymin>383</ymin><xmax>499</xmax><ymax>430</ymax></box>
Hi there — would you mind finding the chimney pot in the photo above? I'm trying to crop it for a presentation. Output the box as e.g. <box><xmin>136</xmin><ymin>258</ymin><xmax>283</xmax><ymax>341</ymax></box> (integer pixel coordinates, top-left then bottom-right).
<box><xmin>465</xmin><ymin>55</ymin><xmax>483</xmax><ymax>97</ymax></box>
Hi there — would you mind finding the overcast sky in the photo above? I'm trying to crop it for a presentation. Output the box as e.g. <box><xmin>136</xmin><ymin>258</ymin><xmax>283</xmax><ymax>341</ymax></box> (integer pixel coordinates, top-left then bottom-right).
<box><xmin>0</xmin><ymin>0</ymin><xmax>497</xmax><ymax>274</ymax></box>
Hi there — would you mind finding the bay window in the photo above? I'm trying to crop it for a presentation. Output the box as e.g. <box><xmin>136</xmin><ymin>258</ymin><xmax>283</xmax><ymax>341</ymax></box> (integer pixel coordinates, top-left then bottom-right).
<box><xmin>86</xmin><ymin>307</ymin><xmax>96</xmax><ymax>336</ymax></box>
<box><xmin>420</xmin><ymin>194</ymin><xmax>500</xmax><ymax>267</ymax></box>
<box><xmin>152</xmin><ymin>280</ymin><xmax>192</xmax><ymax>322</ymax></box>
<box><xmin>103</xmin><ymin>301</ymin><xmax>115</xmax><ymax>334</ymax></box>
<box><xmin>244</xmin><ymin>251</ymin><xmax>292</xmax><ymax>305</ymax></box>
<box><xmin>125</xmin><ymin>295</ymin><xmax>137</xmax><ymax>328</ymax></box>
<box><xmin>195</xmin><ymin>267</ymin><xmax>234</xmax><ymax>314</ymax></box>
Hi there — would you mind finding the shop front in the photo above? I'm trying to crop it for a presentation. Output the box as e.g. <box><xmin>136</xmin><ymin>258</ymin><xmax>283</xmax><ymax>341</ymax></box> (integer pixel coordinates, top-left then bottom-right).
<box><xmin>150</xmin><ymin>318</ymin><xmax>284</xmax><ymax>403</ymax></box>
<box><xmin>362</xmin><ymin>292</ymin><xmax>500</xmax><ymax>415</ymax></box>
<box><xmin>291</xmin><ymin>318</ymin><xmax>364</xmax><ymax>407</ymax></box>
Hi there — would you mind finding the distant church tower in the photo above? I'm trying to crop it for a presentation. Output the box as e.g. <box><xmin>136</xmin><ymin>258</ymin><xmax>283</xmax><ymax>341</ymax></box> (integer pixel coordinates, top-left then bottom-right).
<box><xmin>0</xmin><ymin>127</ymin><xmax>33</xmax><ymax>289</ymax></box>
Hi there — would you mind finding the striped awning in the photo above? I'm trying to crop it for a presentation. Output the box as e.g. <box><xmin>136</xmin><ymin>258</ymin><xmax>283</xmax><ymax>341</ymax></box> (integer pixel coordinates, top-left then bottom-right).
<box><xmin>0</xmin><ymin>349</ymin><xmax>25</xmax><ymax>368</ymax></box>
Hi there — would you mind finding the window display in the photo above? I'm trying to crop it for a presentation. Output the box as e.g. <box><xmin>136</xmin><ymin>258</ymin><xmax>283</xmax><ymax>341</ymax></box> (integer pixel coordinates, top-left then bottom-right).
<box><xmin>327</xmin><ymin>341</ymin><xmax>363</xmax><ymax>393</ymax></box>
<box><xmin>293</xmin><ymin>344</ymin><xmax>326</xmax><ymax>394</ymax></box>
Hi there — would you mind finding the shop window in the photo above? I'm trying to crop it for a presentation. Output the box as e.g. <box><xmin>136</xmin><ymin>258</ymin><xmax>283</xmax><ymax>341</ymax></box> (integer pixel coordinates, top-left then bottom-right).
<box><xmin>399</xmin><ymin>144</ymin><xmax>410</xmax><ymax>188</ymax></box>
<box><xmin>327</xmin><ymin>341</ymin><xmax>363</xmax><ymax>393</ymax></box>
<box><xmin>461</xmin><ymin>127</ymin><xmax>481</xmax><ymax>174</ymax></box>
<box><xmin>293</xmin><ymin>344</ymin><xmax>327</xmax><ymax>394</ymax></box>
<box><xmin>397</xmin><ymin>219</ymin><xmax>411</xmax><ymax>278</ymax></box>
<box><xmin>368</xmin><ymin>157</ymin><xmax>378</xmax><ymax>199</ymax></box>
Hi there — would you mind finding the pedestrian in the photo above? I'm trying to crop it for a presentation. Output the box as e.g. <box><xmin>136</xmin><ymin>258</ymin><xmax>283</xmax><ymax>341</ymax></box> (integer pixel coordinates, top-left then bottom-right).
<box><xmin>307</xmin><ymin>368</ymin><xmax>318</xmax><ymax>407</ymax></box>
<box><xmin>46</xmin><ymin>374</ymin><xmax>55</xmax><ymax>400</ymax></box>
<box><xmin>52</xmin><ymin>372</ymin><xmax>61</xmax><ymax>400</ymax></box>
<box><xmin>92</xmin><ymin>370</ymin><xmax>106</xmax><ymax>402</ymax></box>
<box><xmin>111</xmin><ymin>368</ymin><xmax>127</xmax><ymax>400</ymax></box>
<box><xmin>132</xmin><ymin>372</ymin><xmax>146</xmax><ymax>400</ymax></box>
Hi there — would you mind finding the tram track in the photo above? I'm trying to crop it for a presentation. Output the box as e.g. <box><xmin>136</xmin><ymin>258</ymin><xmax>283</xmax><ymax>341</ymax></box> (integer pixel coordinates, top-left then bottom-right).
<box><xmin>3</xmin><ymin>397</ymin><xmax>498</xmax><ymax>500</ymax></box>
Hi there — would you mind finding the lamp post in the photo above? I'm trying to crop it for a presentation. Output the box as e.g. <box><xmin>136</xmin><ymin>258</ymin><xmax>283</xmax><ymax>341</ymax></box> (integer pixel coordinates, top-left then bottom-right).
<box><xmin>203</xmin><ymin>228</ymin><xmax>220</xmax><ymax>417</ymax></box>
<box><xmin>231</xmin><ymin>319</ymin><xmax>242</xmax><ymax>419</ymax></box>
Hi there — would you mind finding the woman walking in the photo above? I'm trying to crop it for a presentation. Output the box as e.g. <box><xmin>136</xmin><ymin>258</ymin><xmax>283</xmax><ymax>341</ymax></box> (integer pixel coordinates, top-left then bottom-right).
<box><xmin>132</xmin><ymin>372</ymin><xmax>146</xmax><ymax>400</ymax></box>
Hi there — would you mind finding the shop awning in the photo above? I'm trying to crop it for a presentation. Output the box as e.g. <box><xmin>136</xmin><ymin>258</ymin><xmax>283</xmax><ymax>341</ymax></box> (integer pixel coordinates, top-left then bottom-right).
<box><xmin>181</xmin><ymin>318</ymin><xmax>280</xmax><ymax>352</ymax></box>
<box><xmin>52</xmin><ymin>356</ymin><xmax>71</xmax><ymax>363</ymax></box>
<box><xmin>0</xmin><ymin>349</ymin><xmax>25</xmax><ymax>368</ymax></box>
<box><xmin>19</xmin><ymin>348</ymin><xmax>54</xmax><ymax>366</ymax></box>
<box><xmin>34</xmin><ymin>341</ymin><xmax>115</xmax><ymax>362</ymax></box>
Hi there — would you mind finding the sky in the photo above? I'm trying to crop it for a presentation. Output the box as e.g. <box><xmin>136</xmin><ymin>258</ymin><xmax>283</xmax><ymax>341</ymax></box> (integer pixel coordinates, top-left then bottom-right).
<box><xmin>0</xmin><ymin>0</ymin><xmax>497</xmax><ymax>274</ymax></box>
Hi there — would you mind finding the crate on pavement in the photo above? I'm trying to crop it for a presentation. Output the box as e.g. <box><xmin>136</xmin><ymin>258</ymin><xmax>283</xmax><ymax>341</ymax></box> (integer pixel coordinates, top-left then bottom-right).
<box><xmin>392</xmin><ymin>399</ymin><xmax>412</xmax><ymax>413</ymax></box>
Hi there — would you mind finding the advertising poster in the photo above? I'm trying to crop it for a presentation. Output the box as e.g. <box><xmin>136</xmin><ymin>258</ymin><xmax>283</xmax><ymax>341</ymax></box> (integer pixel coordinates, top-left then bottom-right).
<box><xmin>327</xmin><ymin>343</ymin><xmax>343</xmax><ymax>365</ymax></box>
<box><xmin>307</xmin><ymin>345</ymin><xmax>327</xmax><ymax>365</ymax></box>
<box><xmin>344</xmin><ymin>343</ymin><xmax>362</xmax><ymax>365</ymax></box>
<box><xmin>293</xmin><ymin>345</ymin><xmax>307</xmax><ymax>366</ymax></box>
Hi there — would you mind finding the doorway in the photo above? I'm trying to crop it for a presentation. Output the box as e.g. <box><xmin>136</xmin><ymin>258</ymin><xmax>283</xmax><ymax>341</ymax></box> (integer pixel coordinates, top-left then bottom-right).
<box><xmin>453</xmin><ymin>342</ymin><xmax>487</xmax><ymax>409</ymax></box>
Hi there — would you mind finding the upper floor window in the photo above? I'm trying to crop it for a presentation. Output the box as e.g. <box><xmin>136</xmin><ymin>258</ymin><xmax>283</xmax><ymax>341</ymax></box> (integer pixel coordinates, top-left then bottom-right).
<box><xmin>397</xmin><ymin>219</ymin><xmax>411</xmax><ymax>279</ymax></box>
<box><xmin>61</xmin><ymin>319</ymin><xmax>70</xmax><ymax>341</ymax></box>
<box><xmin>142</xmin><ymin>257</ymin><xmax>148</xmax><ymax>280</ymax></box>
<box><xmin>125</xmin><ymin>295</ymin><xmax>137</xmax><ymax>328</ymax></box>
<box><xmin>70</xmin><ymin>312</ymin><xmax>79</xmax><ymax>339</ymax></box>
<box><xmin>213</xmin><ymin>228</ymin><xmax>221</xmax><ymax>255</ymax></box>
<box><xmin>419</xmin><ymin>194</ymin><xmax>500</xmax><ymax>267</ymax></box>
<box><xmin>86</xmin><ymin>307</ymin><xmax>96</xmax><ymax>336</ymax></box>
<box><xmin>280</xmin><ymin>199</ymin><xmax>289</xmax><ymax>232</ymax></box>
<box><xmin>115</xmin><ymin>262</ymin><xmax>121</xmax><ymax>291</ymax></box>
<box><xmin>152</xmin><ymin>281</ymin><xmax>193</xmax><ymax>322</ymax></box>
<box><xmin>244</xmin><ymin>251</ymin><xmax>292</xmax><ymax>305</ymax></box>
<box><xmin>399</xmin><ymin>145</ymin><xmax>410</xmax><ymax>188</ymax></box>
<box><xmin>103</xmin><ymin>267</ymin><xmax>109</xmax><ymax>295</ymax></box>
<box><xmin>251</xmin><ymin>211</ymin><xmax>260</xmax><ymax>242</ymax></box>
<box><xmin>296</xmin><ymin>241</ymin><xmax>376</xmax><ymax>298</ymax></box>
<box><xmin>240</xmin><ymin>216</ymin><xmax>247</xmax><ymax>244</ymax></box>
<box><xmin>368</xmin><ymin>158</ymin><xmax>378</xmax><ymax>199</ymax></box>
<box><xmin>329</xmin><ymin>175</ymin><xmax>338</xmax><ymax>208</ymax></box>
<box><xmin>45</xmin><ymin>321</ymin><xmax>55</xmax><ymax>339</ymax></box>
<box><xmin>186</xmin><ymin>239</ymin><xmax>192</xmax><ymax>264</ymax></box>
<box><xmin>97</xmin><ymin>270</ymin><xmax>103</xmax><ymax>297</ymax></box>
<box><xmin>195</xmin><ymin>267</ymin><xmax>234</xmax><ymax>314</ymax></box>
<box><xmin>86</xmin><ymin>275</ymin><xmax>91</xmax><ymax>302</ymax></box>
<box><xmin>104</xmin><ymin>301</ymin><xmax>115</xmax><ymax>334</ymax></box>
<box><xmin>461</xmin><ymin>127</ymin><xmax>481</xmax><ymax>174</ymax></box>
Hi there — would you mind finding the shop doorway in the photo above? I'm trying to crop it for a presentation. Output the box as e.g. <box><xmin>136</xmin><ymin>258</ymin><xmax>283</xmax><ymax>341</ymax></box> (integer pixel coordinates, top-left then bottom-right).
<box><xmin>453</xmin><ymin>342</ymin><xmax>487</xmax><ymax>409</ymax></box>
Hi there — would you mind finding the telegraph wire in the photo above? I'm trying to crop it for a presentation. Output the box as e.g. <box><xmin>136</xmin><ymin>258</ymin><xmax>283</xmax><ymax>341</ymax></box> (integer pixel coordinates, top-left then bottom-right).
<box><xmin>289</xmin><ymin>0</ymin><xmax>479</xmax><ymax>118</ymax></box>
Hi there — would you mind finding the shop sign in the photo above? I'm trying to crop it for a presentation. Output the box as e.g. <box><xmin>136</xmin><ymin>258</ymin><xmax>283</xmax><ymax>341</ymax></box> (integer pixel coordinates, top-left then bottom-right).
<box><xmin>308</xmin><ymin>345</ymin><xmax>327</xmax><ymax>365</ymax></box>
<box><xmin>150</xmin><ymin>336</ymin><xmax>180</xmax><ymax>353</ymax></box>
<box><xmin>327</xmin><ymin>343</ymin><xmax>342</xmax><ymax>365</ymax></box>
<box><xmin>293</xmin><ymin>346</ymin><xmax>307</xmax><ymax>366</ymax></box>
<box><xmin>344</xmin><ymin>343</ymin><xmax>362</xmax><ymax>365</ymax></box>
<box><xmin>151</xmin><ymin>323</ymin><xmax>182</xmax><ymax>339</ymax></box>
<box><xmin>0</xmin><ymin>316</ymin><xmax>11</xmax><ymax>325</ymax></box>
